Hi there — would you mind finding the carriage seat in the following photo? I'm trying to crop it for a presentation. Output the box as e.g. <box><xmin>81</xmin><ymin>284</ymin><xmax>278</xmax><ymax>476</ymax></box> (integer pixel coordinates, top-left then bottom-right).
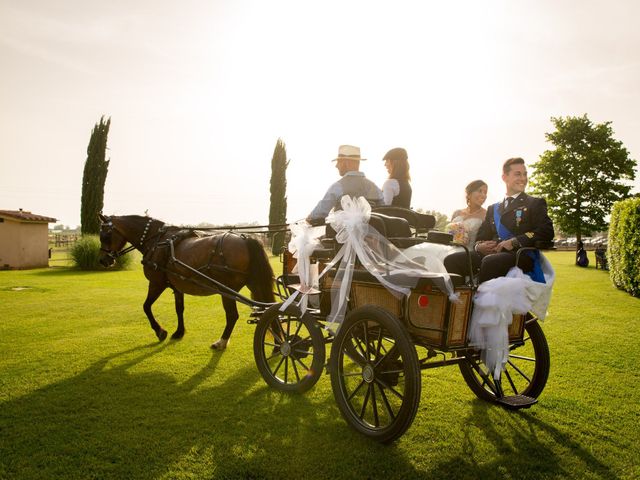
<box><xmin>309</xmin><ymin>213</ymin><xmax>431</xmax><ymax>261</ymax></box>
<box><xmin>314</xmin><ymin>213</ymin><xmax>415</xmax><ymax>256</ymax></box>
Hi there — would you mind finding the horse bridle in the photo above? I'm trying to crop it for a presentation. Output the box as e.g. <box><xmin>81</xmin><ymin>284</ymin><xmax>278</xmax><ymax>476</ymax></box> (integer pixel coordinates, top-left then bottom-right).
<box><xmin>100</xmin><ymin>217</ymin><xmax>154</xmax><ymax>260</ymax></box>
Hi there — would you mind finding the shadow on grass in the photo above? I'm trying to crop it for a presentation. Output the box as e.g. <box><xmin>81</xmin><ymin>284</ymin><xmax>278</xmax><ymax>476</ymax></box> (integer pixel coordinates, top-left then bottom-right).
<box><xmin>31</xmin><ymin>267</ymin><xmax>130</xmax><ymax>277</ymax></box>
<box><xmin>424</xmin><ymin>399</ymin><xmax>619</xmax><ymax>480</ymax></box>
<box><xmin>0</xmin><ymin>343</ymin><xmax>426</xmax><ymax>480</ymax></box>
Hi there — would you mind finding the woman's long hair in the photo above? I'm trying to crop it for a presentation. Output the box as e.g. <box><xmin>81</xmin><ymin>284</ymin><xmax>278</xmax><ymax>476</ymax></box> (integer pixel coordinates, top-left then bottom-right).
<box><xmin>384</xmin><ymin>147</ymin><xmax>411</xmax><ymax>182</ymax></box>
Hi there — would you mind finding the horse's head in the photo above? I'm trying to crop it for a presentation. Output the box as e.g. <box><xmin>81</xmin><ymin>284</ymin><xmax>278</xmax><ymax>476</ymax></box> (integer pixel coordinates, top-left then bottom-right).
<box><xmin>98</xmin><ymin>214</ymin><xmax>128</xmax><ymax>267</ymax></box>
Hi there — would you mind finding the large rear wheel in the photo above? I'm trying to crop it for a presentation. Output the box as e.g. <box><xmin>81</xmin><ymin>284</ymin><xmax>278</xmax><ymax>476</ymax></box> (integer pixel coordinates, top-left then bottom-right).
<box><xmin>459</xmin><ymin>319</ymin><xmax>550</xmax><ymax>402</ymax></box>
<box><xmin>253</xmin><ymin>303</ymin><xmax>325</xmax><ymax>393</ymax></box>
<box><xmin>330</xmin><ymin>306</ymin><xmax>421</xmax><ymax>443</ymax></box>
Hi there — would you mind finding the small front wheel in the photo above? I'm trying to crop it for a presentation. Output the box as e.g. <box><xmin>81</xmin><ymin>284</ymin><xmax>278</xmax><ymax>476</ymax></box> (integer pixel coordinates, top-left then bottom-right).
<box><xmin>330</xmin><ymin>306</ymin><xmax>421</xmax><ymax>443</ymax></box>
<box><xmin>253</xmin><ymin>303</ymin><xmax>325</xmax><ymax>393</ymax></box>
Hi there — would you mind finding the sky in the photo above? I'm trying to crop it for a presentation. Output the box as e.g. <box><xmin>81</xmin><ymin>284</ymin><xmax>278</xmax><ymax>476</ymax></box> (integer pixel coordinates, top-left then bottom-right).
<box><xmin>1</xmin><ymin>0</ymin><xmax>639</xmax><ymax>228</ymax></box>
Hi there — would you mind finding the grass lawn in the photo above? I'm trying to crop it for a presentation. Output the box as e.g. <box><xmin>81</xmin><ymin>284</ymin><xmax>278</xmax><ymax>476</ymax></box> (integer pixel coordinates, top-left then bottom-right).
<box><xmin>1</xmin><ymin>251</ymin><xmax>638</xmax><ymax>479</ymax></box>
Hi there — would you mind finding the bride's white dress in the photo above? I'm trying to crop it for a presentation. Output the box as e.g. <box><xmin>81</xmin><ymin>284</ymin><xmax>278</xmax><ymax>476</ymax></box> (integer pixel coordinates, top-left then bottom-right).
<box><xmin>401</xmin><ymin>214</ymin><xmax>483</xmax><ymax>268</ymax></box>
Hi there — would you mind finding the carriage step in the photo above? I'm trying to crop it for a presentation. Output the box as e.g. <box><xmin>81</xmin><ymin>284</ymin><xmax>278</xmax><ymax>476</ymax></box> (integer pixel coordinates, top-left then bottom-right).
<box><xmin>496</xmin><ymin>395</ymin><xmax>537</xmax><ymax>410</ymax></box>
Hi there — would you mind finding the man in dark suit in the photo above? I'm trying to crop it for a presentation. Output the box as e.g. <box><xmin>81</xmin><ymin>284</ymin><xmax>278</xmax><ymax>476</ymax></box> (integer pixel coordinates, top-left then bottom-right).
<box><xmin>444</xmin><ymin>157</ymin><xmax>554</xmax><ymax>283</ymax></box>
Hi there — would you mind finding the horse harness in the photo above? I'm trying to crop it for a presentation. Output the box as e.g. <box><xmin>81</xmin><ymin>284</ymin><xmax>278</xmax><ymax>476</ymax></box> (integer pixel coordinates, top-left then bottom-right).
<box><xmin>143</xmin><ymin>229</ymin><xmax>249</xmax><ymax>281</ymax></box>
<box><xmin>100</xmin><ymin>217</ymin><xmax>156</xmax><ymax>260</ymax></box>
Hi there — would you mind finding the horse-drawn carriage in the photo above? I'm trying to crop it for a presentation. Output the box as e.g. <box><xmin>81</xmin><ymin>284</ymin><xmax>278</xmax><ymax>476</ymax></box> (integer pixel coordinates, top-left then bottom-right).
<box><xmin>99</xmin><ymin>206</ymin><xmax>551</xmax><ymax>443</ymax></box>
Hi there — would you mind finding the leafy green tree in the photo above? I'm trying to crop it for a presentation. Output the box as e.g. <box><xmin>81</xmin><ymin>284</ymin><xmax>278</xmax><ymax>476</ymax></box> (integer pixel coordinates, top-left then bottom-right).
<box><xmin>416</xmin><ymin>208</ymin><xmax>449</xmax><ymax>231</ymax></box>
<box><xmin>80</xmin><ymin>116</ymin><xmax>111</xmax><ymax>235</ymax></box>
<box><xmin>268</xmin><ymin>138</ymin><xmax>289</xmax><ymax>254</ymax></box>
<box><xmin>530</xmin><ymin>115</ymin><xmax>636</xmax><ymax>244</ymax></box>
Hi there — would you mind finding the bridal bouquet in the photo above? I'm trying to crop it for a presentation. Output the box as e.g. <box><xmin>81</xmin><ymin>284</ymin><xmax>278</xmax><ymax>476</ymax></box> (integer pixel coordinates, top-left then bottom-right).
<box><xmin>445</xmin><ymin>221</ymin><xmax>469</xmax><ymax>245</ymax></box>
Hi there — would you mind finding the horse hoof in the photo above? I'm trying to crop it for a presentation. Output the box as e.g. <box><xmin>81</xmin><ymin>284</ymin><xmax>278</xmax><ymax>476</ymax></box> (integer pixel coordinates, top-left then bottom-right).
<box><xmin>157</xmin><ymin>329</ymin><xmax>168</xmax><ymax>342</ymax></box>
<box><xmin>171</xmin><ymin>331</ymin><xmax>185</xmax><ymax>340</ymax></box>
<box><xmin>211</xmin><ymin>339</ymin><xmax>228</xmax><ymax>350</ymax></box>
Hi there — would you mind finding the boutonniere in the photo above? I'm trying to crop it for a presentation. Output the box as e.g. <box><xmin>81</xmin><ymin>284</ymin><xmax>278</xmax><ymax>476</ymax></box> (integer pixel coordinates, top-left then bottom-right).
<box><xmin>515</xmin><ymin>209</ymin><xmax>523</xmax><ymax>227</ymax></box>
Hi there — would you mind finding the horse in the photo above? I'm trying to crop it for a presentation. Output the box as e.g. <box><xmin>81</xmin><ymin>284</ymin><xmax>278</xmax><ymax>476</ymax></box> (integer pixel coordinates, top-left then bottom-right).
<box><xmin>98</xmin><ymin>214</ymin><xmax>275</xmax><ymax>350</ymax></box>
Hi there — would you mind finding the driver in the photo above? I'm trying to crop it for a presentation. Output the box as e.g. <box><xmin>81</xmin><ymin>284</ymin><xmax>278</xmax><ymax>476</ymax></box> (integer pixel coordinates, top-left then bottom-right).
<box><xmin>306</xmin><ymin>145</ymin><xmax>383</xmax><ymax>225</ymax></box>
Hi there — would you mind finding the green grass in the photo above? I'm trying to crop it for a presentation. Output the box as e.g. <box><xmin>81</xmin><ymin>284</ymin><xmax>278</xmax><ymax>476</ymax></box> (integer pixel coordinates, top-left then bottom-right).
<box><xmin>1</xmin><ymin>252</ymin><xmax>638</xmax><ymax>479</ymax></box>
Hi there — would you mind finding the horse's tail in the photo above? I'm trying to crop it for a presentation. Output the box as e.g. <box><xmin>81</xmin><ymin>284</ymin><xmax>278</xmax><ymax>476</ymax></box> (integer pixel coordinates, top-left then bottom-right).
<box><xmin>245</xmin><ymin>237</ymin><xmax>275</xmax><ymax>304</ymax></box>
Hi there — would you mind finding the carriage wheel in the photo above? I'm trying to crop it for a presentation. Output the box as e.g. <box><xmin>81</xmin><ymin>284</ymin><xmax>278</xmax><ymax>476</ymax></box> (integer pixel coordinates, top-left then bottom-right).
<box><xmin>253</xmin><ymin>303</ymin><xmax>325</xmax><ymax>394</ymax></box>
<box><xmin>459</xmin><ymin>319</ymin><xmax>550</xmax><ymax>402</ymax></box>
<box><xmin>330</xmin><ymin>306</ymin><xmax>421</xmax><ymax>443</ymax></box>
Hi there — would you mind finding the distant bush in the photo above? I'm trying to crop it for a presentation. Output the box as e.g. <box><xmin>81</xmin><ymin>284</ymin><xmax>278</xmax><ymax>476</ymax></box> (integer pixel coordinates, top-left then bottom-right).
<box><xmin>70</xmin><ymin>235</ymin><xmax>133</xmax><ymax>270</ymax></box>
<box><xmin>608</xmin><ymin>197</ymin><xmax>640</xmax><ymax>297</ymax></box>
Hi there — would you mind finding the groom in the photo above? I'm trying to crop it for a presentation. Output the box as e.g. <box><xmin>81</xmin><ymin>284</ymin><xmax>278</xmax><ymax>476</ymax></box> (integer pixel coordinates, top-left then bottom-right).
<box><xmin>444</xmin><ymin>157</ymin><xmax>554</xmax><ymax>283</ymax></box>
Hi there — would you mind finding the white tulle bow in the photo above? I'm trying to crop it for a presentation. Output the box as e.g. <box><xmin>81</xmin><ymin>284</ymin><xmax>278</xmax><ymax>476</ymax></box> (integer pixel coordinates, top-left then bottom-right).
<box><xmin>282</xmin><ymin>196</ymin><xmax>457</xmax><ymax>333</ymax></box>
<box><xmin>468</xmin><ymin>255</ymin><xmax>555</xmax><ymax>379</ymax></box>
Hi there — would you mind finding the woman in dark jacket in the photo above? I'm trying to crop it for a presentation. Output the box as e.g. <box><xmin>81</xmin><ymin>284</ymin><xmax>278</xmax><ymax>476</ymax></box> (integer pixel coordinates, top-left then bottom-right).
<box><xmin>382</xmin><ymin>147</ymin><xmax>412</xmax><ymax>208</ymax></box>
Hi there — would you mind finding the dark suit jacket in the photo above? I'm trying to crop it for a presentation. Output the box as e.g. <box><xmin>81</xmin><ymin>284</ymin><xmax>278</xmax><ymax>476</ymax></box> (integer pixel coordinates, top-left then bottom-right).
<box><xmin>476</xmin><ymin>192</ymin><xmax>554</xmax><ymax>248</ymax></box>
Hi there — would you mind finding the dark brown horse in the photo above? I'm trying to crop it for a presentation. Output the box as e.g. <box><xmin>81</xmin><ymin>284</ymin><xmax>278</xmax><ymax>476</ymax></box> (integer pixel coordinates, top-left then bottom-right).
<box><xmin>98</xmin><ymin>214</ymin><xmax>275</xmax><ymax>349</ymax></box>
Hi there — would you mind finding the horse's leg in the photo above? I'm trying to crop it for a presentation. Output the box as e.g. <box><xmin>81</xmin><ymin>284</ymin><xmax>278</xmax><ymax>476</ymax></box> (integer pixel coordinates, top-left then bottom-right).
<box><xmin>143</xmin><ymin>281</ymin><xmax>168</xmax><ymax>342</ymax></box>
<box><xmin>211</xmin><ymin>296</ymin><xmax>239</xmax><ymax>350</ymax></box>
<box><xmin>171</xmin><ymin>290</ymin><xmax>186</xmax><ymax>340</ymax></box>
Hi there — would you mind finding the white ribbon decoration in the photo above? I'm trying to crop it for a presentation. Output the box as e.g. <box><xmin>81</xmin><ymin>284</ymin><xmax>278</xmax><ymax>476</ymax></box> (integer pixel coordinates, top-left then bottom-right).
<box><xmin>279</xmin><ymin>222</ymin><xmax>322</xmax><ymax>313</ymax></box>
<box><xmin>468</xmin><ymin>254</ymin><xmax>555</xmax><ymax>379</ymax></box>
<box><xmin>283</xmin><ymin>196</ymin><xmax>457</xmax><ymax>333</ymax></box>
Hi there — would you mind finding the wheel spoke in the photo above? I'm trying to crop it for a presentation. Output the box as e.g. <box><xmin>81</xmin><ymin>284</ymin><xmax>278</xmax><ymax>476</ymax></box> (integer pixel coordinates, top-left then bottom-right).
<box><xmin>348</xmin><ymin>378</ymin><xmax>366</xmax><ymax>401</ymax></box>
<box><xmin>373</xmin><ymin>343</ymin><xmax>398</xmax><ymax>369</ymax></box>
<box><xmin>359</xmin><ymin>383</ymin><xmax>372</xmax><ymax>420</ymax></box>
<box><xmin>374</xmin><ymin>327</ymin><xmax>383</xmax><ymax>356</ymax></box>
<box><xmin>292</xmin><ymin>319</ymin><xmax>303</xmax><ymax>338</ymax></box>
<box><xmin>363</xmin><ymin>322</ymin><xmax>371</xmax><ymax>360</ymax></box>
<box><xmin>370</xmin><ymin>383</ymin><xmax>380</xmax><ymax>427</ymax></box>
<box><xmin>267</xmin><ymin>323</ymin><xmax>284</xmax><ymax>343</ymax></box>
<box><xmin>292</xmin><ymin>355</ymin><xmax>311</xmax><ymax>372</ymax></box>
<box><xmin>290</xmin><ymin>334</ymin><xmax>312</xmax><ymax>349</ymax></box>
<box><xmin>272</xmin><ymin>354</ymin><xmax>286</xmax><ymax>377</ymax></box>
<box><xmin>350</xmin><ymin>329</ymin><xmax>368</xmax><ymax>360</ymax></box>
<box><xmin>504</xmin><ymin>368</ymin><xmax>518</xmax><ymax>395</ymax></box>
<box><xmin>284</xmin><ymin>355</ymin><xmax>289</xmax><ymax>383</ymax></box>
<box><xmin>264</xmin><ymin>349</ymin><xmax>282</xmax><ymax>362</ymax></box>
<box><xmin>470</xmin><ymin>360</ymin><xmax>498</xmax><ymax>395</ymax></box>
<box><xmin>291</xmin><ymin>354</ymin><xmax>301</xmax><ymax>382</ymax></box>
<box><xmin>376</xmin><ymin>383</ymin><xmax>396</xmax><ymax>421</ymax></box>
<box><xmin>292</xmin><ymin>346</ymin><xmax>313</xmax><ymax>357</ymax></box>
<box><xmin>506</xmin><ymin>359</ymin><xmax>532</xmax><ymax>383</ymax></box>
<box><xmin>508</xmin><ymin>353</ymin><xmax>536</xmax><ymax>362</ymax></box>
<box><xmin>373</xmin><ymin>377</ymin><xmax>404</xmax><ymax>400</ymax></box>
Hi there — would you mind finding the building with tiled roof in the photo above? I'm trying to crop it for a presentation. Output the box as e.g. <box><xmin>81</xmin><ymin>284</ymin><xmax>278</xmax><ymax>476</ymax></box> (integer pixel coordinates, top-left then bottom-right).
<box><xmin>0</xmin><ymin>209</ymin><xmax>58</xmax><ymax>269</ymax></box>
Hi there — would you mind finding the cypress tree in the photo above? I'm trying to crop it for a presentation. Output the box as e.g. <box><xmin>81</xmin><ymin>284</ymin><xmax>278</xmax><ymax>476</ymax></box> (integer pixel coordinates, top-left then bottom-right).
<box><xmin>80</xmin><ymin>116</ymin><xmax>111</xmax><ymax>235</ymax></box>
<box><xmin>268</xmin><ymin>138</ymin><xmax>289</xmax><ymax>254</ymax></box>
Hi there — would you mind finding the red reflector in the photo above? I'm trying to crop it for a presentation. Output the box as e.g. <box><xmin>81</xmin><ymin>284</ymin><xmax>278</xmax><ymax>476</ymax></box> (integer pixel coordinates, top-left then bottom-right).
<box><xmin>418</xmin><ymin>295</ymin><xmax>429</xmax><ymax>308</ymax></box>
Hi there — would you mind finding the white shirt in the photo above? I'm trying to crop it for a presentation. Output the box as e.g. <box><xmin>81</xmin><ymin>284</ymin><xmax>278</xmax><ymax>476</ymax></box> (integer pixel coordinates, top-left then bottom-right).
<box><xmin>382</xmin><ymin>178</ymin><xmax>399</xmax><ymax>205</ymax></box>
<box><xmin>504</xmin><ymin>192</ymin><xmax>522</xmax><ymax>208</ymax></box>
<box><xmin>308</xmin><ymin>171</ymin><xmax>383</xmax><ymax>221</ymax></box>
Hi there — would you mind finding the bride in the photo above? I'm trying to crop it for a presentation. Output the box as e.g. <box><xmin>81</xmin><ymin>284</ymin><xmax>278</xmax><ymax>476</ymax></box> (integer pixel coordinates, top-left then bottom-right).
<box><xmin>446</xmin><ymin>179</ymin><xmax>488</xmax><ymax>249</ymax></box>
<box><xmin>402</xmin><ymin>180</ymin><xmax>488</xmax><ymax>269</ymax></box>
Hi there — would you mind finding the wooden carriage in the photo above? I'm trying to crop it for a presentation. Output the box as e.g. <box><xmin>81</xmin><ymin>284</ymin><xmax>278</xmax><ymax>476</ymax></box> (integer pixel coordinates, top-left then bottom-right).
<box><xmin>253</xmin><ymin>209</ymin><xmax>550</xmax><ymax>443</ymax></box>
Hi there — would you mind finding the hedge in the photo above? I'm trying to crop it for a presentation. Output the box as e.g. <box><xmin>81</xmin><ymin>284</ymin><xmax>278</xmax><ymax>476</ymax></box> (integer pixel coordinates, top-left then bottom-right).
<box><xmin>608</xmin><ymin>197</ymin><xmax>640</xmax><ymax>297</ymax></box>
<box><xmin>70</xmin><ymin>235</ymin><xmax>133</xmax><ymax>271</ymax></box>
